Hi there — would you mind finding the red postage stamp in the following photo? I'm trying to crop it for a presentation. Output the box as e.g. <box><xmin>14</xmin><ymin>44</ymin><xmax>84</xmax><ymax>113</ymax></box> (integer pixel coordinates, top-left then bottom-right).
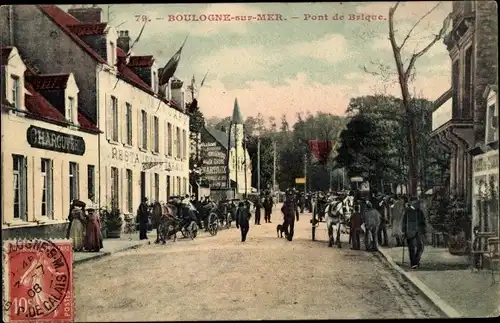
<box><xmin>2</xmin><ymin>239</ymin><xmax>73</xmax><ymax>322</ymax></box>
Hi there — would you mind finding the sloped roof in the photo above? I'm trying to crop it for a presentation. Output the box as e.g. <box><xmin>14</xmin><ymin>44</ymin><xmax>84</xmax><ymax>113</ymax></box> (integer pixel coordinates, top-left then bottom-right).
<box><xmin>37</xmin><ymin>5</ymin><xmax>153</xmax><ymax>94</ymax></box>
<box><xmin>26</xmin><ymin>74</ymin><xmax>70</xmax><ymax>90</ymax></box>
<box><xmin>205</xmin><ymin>127</ymin><xmax>236</xmax><ymax>150</ymax></box>
<box><xmin>1</xmin><ymin>47</ymin><xmax>13</xmax><ymax>65</ymax></box>
<box><xmin>24</xmin><ymin>82</ymin><xmax>99</xmax><ymax>133</ymax></box>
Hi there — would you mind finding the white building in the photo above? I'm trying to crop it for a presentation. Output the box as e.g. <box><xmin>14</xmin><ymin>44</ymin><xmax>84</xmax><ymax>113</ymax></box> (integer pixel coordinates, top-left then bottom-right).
<box><xmin>1</xmin><ymin>5</ymin><xmax>190</xmax><ymax>218</ymax></box>
<box><xmin>1</xmin><ymin>46</ymin><xmax>100</xmax><ymax>239</ymax></box>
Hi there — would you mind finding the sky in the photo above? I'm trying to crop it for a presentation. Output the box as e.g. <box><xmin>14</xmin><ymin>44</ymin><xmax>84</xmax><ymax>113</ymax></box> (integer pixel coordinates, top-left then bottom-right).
<box><xmin>64</xmin><ymin>2</ymin><xmax>452</xmax><ymax>125</ymax></box>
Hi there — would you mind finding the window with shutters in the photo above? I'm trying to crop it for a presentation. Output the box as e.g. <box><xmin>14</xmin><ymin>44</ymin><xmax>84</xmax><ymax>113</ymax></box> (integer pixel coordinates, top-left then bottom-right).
<box><xmin>177</xmin><ymin>176</ymin><xmax>181</xmax><ymax>195</ymax></box>
<box><xmin>167</xmin><ymin>123</ymin><xmax>173</xmax><ymax>156</ymax></box>
<box><xmin>176</xmin><ymin>127</ymin><xmax>181</xmax><ymax>158</ymax></box>
<box><xmin>126</xmin><ymin>103</ymin><xmax>133</xmax><ymax>145</ymax></box>
<box><xmin>154</xmin><ymin>173</ymin><xmax>159</xmax><ymax>202</ymax></box>
<box><xmin>182</xmin><ymin>129</ymin><xmax>187</xmax><ymax>160</ymax></box>
<box><xmin>126</xmin><ymin>169</ymin><xmax>133</xmax><ymax>213</ymax></box>
<box><xmin>153</xmin><ymin>116</ymin><xmax>159</xmax><ymax>153</ymax></box>
<box><xmin>166</xmin><ymin>175</ymin><xmax>171</xmax><ymax>199</ymax></box>
<box><xmin>111</xmin><ymin>96</ymin><xmax>119</xmax><ymax>141</ymax></box>
<box><xmin>13</xmin><ymin>155</ymin><xmax>27</xmax><ymax>221</ymax></box>
<box><xmin>142</xmin><ymin>110</ymin><xmax>148</xmax><ymax>150</ymax></box>
<box><xmin>87</xmin><ymin>165</ymin><xmax>95</xmax><ymax>202</ymax></box>
<box><xmin>69</xmin><ymin>162</ymin><xmax>79</xmax><ymax>203</ymax></box>
<box><xmin>111</xmin><ymin>167</ymin><xmax>119</xmax><ymax>209</ymax></box>
<box><xmin>41</xmin><ymin>159</ymin><xmax>53</xmax><ymax>218</ymax></box>
<box><xmin>11</xmin><ymin>75</ymin><xmax>20</xmax><ymax>108</ymax></box>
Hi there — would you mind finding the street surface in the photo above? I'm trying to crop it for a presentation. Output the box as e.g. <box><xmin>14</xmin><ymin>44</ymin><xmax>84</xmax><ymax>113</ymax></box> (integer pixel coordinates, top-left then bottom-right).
<box><xmin>74</xmin><ymin>208</ymin><xmax>443</xmax><ymax>321</ymax></box>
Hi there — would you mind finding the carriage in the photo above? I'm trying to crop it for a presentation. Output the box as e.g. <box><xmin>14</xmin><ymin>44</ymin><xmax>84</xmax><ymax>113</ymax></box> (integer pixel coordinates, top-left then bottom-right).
<box><xmin>152</xmin><ymin>199</ymin><xmax>198</xmax><ymax>243</ymax></box>
<box><xmin>204</xmin><ymin>199</ymin><xmax>236</xmax><ymax>235</ymax></box>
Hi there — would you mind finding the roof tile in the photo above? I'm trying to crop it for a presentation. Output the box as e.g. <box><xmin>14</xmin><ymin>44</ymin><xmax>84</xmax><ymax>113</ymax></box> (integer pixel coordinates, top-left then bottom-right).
<box><xmin>128</xmin><ymin>55</ymin><xmax>154</xmax><ymax>67</ymax></box>
<box><xmin>26</xmin><ymin>74</ymin><xmax>70</xmax><ymax>90</ymax></box>
<box><xmin>67</xmin><ymin>23</ymin><xmax>107</xmax><ymax>36</ymax></box>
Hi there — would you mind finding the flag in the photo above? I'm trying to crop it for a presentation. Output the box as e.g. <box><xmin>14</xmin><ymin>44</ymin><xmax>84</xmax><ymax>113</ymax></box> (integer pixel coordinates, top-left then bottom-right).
<box><xmin>308</xmin><ymin>140</ymin><xmax>334</xmax><ymax>165</ymax></box>
<box><xmin>200</xmin><ymin>70</ymin><xmax>209</xmax><ymax>87</ymax></box>
<box><xmin>126</xmin><ymin>21</ymin><xmax>147</xmax><ymax>57</ymax></box>
<box><xmin>158</xmin><ymin>36</ymin><xmax>188</xmax><ymax>87</ymax></box>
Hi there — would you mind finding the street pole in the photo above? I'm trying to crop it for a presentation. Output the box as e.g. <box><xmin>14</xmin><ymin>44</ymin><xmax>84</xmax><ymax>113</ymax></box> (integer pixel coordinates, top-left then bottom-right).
<box><xmin>304</xmin><ymin>153</ymin><xmax>307</xmax><ymax>195</ymax></box>
<box><xmin>257</xmin><ymin>134</ymin><xmax>261</xmax><ymax>194</ymax></box>
<box><xmin>235</xmin><ymin>125</ymin><xmax>239</xmax><ymax>197</ymax></box>
<box><xmin>272</xmin><ymin>141</ymin><xmax>276</xmax><ymax>197</ymax></box>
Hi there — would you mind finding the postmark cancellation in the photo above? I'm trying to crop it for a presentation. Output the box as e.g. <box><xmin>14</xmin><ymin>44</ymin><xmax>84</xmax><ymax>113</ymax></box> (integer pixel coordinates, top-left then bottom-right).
<box><xmin>2</xmin><ymin>239</ymin><xmax>74</xmax><ymax>323</ymax></box>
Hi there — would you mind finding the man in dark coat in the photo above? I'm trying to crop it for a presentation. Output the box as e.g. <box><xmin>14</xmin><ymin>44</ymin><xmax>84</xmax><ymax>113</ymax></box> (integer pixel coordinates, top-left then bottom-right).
<box><xmin>137</xmin><ymin>197</ymin><xmax>150</xmax><ymax>240</ymax></box>
<box><xmin>377</xmin><ymin>195</ymin><xmax>389</xmax><ymax>247</ymax></box>
<box><xmin>236</xmin><ymin>201</ymin><xmax>251</xmax><ymax>242</ymax></box>
<box><xmin>299</xmin><ymin>193</ymin><xmax>306</xmax><ymax>213</ymax></box>
<box><xmin>254</xmin><ymin>194</ymin><xmax>263</xmax><ymax>225</ymax></box>
<box><xmin>349</xmin><ymin>199</ymin><xmax>362</xmax><ymax>250</ymax></box>
<box><xmin>402</xmin><ymin>197</ymin><xmax>427</xmax><ymax>269</ymax></box>
<box><xmin>263</xmin><ymin>195</ymin><xmax>273</xmax><ymax>223</ymax></box>
<box><xmin>281</xmin><ymin>191</ymin><xmax>296</xmax><ymax>241</ymax></box>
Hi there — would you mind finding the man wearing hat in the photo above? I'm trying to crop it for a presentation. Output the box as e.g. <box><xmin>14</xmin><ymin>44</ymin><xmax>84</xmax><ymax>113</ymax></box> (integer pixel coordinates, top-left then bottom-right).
<box><xmin>281</xmin><ymin>189</ymin><xmax>296</xmax><ymax>241</ymax></box>
<box><xmin>137</xmin><ymin>197</ymin><xmax>150</xmax><ymax>240</ymax></box>
<box><xmin>402</xmin><ymin>197</ymin><xmax>427</xmax><ymax>269</ymax></box>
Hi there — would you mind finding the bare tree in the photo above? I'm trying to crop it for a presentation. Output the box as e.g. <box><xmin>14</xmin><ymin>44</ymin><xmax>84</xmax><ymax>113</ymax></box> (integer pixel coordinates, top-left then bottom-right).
<box><xmin>366</xmin><ymin>2</ymin><xmax>451</xmax><ymax>197</ymax></box>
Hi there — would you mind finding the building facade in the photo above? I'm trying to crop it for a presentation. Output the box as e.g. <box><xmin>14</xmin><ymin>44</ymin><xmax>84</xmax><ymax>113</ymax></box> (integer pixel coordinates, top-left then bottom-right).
<box><xmin>432</xmin><ymin>1</ymin><xmax>498</xmax><ymax>244</ymax></box>
<box><xmin>1</xmin><ymin>46</ymin><xmax>100</xmax><ymax>239</ymax></box>
<box><xmin>1</xmin><ymin>5</ymin><xmax>190</xmax><ymax>219</ymax></box>
<box><xmin>431</xmin><ymin>1</ymin><xmax>498</xmax><ymax>205</ymax></box>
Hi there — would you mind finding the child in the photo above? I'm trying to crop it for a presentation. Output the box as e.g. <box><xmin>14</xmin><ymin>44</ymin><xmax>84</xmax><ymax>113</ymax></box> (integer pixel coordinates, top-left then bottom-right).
<box><xmin>236</xmin><ymin>201</ymin><xmax>251</xmax><ymax>242</ymax></box>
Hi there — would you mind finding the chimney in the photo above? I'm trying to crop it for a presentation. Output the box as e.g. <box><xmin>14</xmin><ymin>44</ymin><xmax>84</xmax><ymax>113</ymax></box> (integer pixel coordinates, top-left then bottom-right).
<box><xmin>117</xmin><ymin>30</ymin><xmax>130</xmax><ymax>54</ymax></box>
<box><xmin>68</xmin><ymin>7</ymin><xmax>102</xmax><ymax>23</ymax></box>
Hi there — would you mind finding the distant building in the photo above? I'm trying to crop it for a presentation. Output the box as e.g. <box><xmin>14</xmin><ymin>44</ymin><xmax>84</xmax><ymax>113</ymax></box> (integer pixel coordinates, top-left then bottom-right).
<box><xmin>200</xmin><ymin>99</ymin><xmax>252</xmax><ymax>197</ymax></box>
<box><xmin>431</xmin><ymin>1</ymin><xmax>498</xmax><ymax>241</ymax></box>
<box><xmin>1</xmin><ymin>46</ymin><xmax>100</xmax><ymax>239</ymax></box>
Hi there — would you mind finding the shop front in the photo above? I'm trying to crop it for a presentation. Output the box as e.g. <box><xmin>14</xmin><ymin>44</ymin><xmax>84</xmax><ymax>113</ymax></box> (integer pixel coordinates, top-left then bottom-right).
<box><xmin>2</xmin><ymin>121</ymin><xmax>99</xmax><ymax>240</ymax></box>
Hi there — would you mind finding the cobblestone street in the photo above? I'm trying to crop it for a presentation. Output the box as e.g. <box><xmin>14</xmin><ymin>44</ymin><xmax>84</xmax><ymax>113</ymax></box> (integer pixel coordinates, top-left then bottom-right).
<box><xmin>73</xmin><ymin>209</ymin><xmax>442</xmax><ymax>321</ymax></box>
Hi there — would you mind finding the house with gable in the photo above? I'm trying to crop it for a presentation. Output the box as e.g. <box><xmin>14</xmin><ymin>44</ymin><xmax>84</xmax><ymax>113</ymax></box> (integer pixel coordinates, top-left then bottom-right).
<box><xmin>1</xmin><ymin>46</ymin><xmax>100</xmax><ymax>239</ymax></box>
<box><xmin>1</xmin><ymin>5</ymin><xmax>191</xmax><ymax>220</ymax></box>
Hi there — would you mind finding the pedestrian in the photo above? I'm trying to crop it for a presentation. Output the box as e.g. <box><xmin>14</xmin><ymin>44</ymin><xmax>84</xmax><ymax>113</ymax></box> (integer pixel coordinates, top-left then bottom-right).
<box><xmin>84</xmin><ymin>202</ymin><xmax>103</xmax><ymax>252</ymax></box>
<box><xmin>263</xmin><ymin>195</ymin><xmax>271</xmax><ymax>223</ymax></box>
<box><xmin>377</xmin><ymin>195</ymin><xmax>389</xmax><ymax>247</ymax></box>
<box><xmin>68</xmin><ymin>201</ymin><xmax>86</xmax><ymax>251</ymax></box>
<box><xmin>472</xmin><ymin>225</ymin><xmax>482</xmax><ymax>271</ymax></box>
<box><xmin>349</xmin><ymin>201</ymin><xmax>362</xmax><ymax>250</ymax></box>
<box><xmin>254</xmin><ymin>194</ymin><xmax>263</xmax><ymax>225</ymax></box>
<box><xmin>137</xmin><ymin>197</ymin><xmax>150</xmax><ymax>240</ymax></box>
<box><xmin>402</xmin><ymin>196</ymin><xmax>427</xmax><ymax>269</ymax></box>
<box><xmin>362</xmin><ymin>201</ymin><xmax>381</xmax><ymax>251</ymax></box>
<box><xmin>236</xmin><ymin>201</ymin><xmax>251</xmax><ymax>242</ymax></box>
<box><xmin>281</xmin><ymin>190</ymin><xmax>296</xmax><ymax>241</ymax></box>
<box><xmin>294</xmin><ymin>192</ymin><xmax>300</xmax><ymax>221</ymax></box>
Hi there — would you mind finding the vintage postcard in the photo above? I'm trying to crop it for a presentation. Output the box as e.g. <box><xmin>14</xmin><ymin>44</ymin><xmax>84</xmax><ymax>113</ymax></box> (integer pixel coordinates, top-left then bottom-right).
<box><xmin>1</xmin><ymin>2</ymin><xmax>498</xmax><ymax>321</ymax></box>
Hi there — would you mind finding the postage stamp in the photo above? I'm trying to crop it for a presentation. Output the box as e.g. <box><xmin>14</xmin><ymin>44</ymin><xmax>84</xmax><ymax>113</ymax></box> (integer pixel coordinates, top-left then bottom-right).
<box><xmin>2</xmin><ymin>239</ymin><xmax>73</xmax><ymax>323</ymax></box>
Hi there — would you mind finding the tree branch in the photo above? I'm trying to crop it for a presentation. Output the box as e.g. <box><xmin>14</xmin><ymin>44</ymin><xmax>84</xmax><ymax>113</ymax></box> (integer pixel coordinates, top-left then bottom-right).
<box><xmin>399</xmin><ymin>2</ymin><xmax>442</xmax><ymax>51</ymax></box>
<box><xmin>404</xmin><ymin>13</ymin><xmax>452</xmax><ymax>77</ymax></box>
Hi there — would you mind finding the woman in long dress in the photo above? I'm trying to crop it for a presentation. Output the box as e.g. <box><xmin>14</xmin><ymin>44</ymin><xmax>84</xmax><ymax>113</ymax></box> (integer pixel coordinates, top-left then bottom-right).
<box><xmin>69</xmin><ymin>207</ymin><xmax>85</xmax><ymax>251</ymax></box>
<box><xmin>84</xmin><ymin>204</ymin><xmax>103</xmax><ymax>252</ymax></box>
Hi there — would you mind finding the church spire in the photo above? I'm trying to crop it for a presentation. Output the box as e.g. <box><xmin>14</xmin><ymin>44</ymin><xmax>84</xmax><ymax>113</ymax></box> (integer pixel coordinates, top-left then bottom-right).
<box><xmin>231</xmin><ymin>98</ymin><xmax>244</xmax><ymax>124</ymax></box>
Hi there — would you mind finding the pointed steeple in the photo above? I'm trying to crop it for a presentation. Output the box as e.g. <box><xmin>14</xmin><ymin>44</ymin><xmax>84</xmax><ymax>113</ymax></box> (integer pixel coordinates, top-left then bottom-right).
<box><xmin>232</xmin><ymin>98</ymin><xmax>244</xmax><ymax>124</ymax></box>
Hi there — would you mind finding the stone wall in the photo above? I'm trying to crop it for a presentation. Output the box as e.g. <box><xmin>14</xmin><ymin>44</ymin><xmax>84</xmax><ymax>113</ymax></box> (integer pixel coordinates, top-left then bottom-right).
<box><xmin>2</xmin><ymin>223</ymin><xmax>68</xmax><ymax>240</ymax></box>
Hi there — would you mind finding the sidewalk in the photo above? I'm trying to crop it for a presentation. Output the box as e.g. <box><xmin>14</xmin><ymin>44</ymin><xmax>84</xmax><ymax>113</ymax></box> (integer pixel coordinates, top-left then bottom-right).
<box><xmin>378</xmin><ymin>246</ymin><xmax>500</xmax><ymax>318</ymax></box>
<box><xmin>72</xmin><ymin>231</ymin><xmax>156</xmax><ymax>265</ymax></box>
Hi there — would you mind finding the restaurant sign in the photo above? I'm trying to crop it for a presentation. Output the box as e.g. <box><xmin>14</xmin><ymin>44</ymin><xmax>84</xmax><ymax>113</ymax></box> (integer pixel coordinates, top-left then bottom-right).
<box><xmin>27</xmin><ymin>126</ymin><xmax>85</xmax><ymax>155</ymax></box>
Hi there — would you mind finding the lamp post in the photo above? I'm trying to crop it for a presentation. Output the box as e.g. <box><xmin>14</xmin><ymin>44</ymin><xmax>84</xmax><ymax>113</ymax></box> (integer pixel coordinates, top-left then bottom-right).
<box><xmin>255</xmin><ymin>130</ymin><xmax>261</xmax><ymax>194</ymax></box>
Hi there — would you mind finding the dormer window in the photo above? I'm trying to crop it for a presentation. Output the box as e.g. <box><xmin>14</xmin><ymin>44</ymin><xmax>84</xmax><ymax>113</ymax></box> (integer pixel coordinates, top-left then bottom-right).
<box><xmin>67</xmin><ymin>96</ymin><xmax>75</xmax><ymax>123</ymax></box>
<box><xmin>110</xmin><ymin>41</ymin><xmax>116</xmax><ymax>66</ymax></box>
<box><xmin>11</xmin><ymin>75</ymin><xmax>20</xmax><ymax>108</ymax></box>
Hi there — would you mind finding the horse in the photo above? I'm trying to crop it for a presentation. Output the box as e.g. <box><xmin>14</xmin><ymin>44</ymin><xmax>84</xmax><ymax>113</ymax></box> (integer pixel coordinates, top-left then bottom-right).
<box><xmin>325</xmin><ymin>198</ymin><xmax>353</xmax><ymax>248</ymax></box>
